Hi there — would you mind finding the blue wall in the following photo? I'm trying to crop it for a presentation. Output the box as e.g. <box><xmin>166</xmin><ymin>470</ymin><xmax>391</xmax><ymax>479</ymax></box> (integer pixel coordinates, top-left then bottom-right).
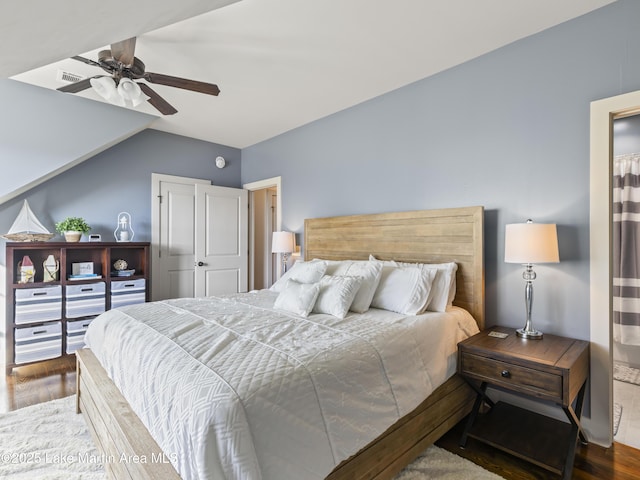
<box><xmin>0</xmin><ymin>79</ymin><xmax>156</xmax><ymax>204</ymax></box>
<box><xmin>0</xmin><ymin>129</ymin><xmax>241</xmax><ymax>263</ymax></box>
<box><xmin>242</xmin><ymin>0</ymin><xmax>640</xmax><ymax>339</ymax></box>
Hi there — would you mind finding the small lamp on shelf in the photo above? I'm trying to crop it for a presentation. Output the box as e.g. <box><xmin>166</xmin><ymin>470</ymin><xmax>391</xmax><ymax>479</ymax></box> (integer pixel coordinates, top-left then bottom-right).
<box><xmin>504</xmin><ymin>220</ymin><xmax>559</xmax><ymax>339</ymax></box>
<box><xmin>272</xmin><ymin>231</ymin><xmax>295</xmax><ymax>275</ymax></box>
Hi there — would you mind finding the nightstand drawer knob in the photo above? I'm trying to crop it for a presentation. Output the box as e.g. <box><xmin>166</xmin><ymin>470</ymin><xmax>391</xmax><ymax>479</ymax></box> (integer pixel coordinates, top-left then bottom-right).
<box><xmin>501</xmin><ymin>370</ymin><xmax>511</xmax><ymax>378</ymax></box>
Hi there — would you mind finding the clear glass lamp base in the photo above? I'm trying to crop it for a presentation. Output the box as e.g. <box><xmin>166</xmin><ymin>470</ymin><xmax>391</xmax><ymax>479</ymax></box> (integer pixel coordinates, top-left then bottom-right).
<box><xmin>518</xmin><ymin>272</ymin><xmax>543</xmax><ymax>339</ymax></box>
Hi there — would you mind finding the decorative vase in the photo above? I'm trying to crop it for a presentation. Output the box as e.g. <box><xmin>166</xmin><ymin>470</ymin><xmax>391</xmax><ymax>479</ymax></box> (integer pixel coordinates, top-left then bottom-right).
<box><xmin>64</xmin><ymin>231</ymin><xmax>82</xmax><ymax>242</ymax></box>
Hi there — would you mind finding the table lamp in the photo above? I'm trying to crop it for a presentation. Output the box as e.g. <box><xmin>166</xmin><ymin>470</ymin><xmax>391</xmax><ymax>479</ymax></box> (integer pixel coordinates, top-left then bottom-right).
<box><xmin>504</xmin><ymin>220</ymin><xmax>559</xmax><ymax>339</ymax></box>
<box><xmin>272</xmin><ymin>231</ymin><xmax>295</xmax><ymax>275</ymax></box>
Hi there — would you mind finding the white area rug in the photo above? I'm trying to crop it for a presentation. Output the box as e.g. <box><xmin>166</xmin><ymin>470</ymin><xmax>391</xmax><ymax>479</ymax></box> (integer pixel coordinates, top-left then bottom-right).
<box><xmin>0</xmin><ymin>395</ymin><xmax>103</xmax><ymax>480</ymax></box>
<box><xmin>0</xmin><ymin>395</ymin><xmax>503</xmax><ymax>480</ymax></box>
<box><xmin>613</xmin><ymin>362</ymin><xmax>640</xmax><ymax>386</ymax></box>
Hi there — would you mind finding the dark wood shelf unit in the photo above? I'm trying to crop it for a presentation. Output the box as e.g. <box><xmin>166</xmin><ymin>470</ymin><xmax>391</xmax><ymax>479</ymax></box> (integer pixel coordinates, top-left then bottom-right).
<box><xmin>5</xmin><ymin>241</ymin><xmax>150</xmax><ymax>374</ymax></box>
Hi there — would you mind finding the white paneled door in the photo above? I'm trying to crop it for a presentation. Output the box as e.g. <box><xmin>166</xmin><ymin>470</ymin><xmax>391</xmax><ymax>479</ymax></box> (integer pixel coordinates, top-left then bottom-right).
<box><xmin>152</xmin><ymin>174</ymin><xmax>248</xmax><ymax>301</ymax></box>
<box><xmin>194</xmin><ymin>184</ymin><xmax>248</xmax><ymax>297</ymax></box>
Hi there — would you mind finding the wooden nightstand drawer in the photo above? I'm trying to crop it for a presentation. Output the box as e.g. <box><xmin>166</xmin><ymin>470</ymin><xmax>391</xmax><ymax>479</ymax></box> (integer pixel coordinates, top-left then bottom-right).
<box><xmin>460</xmin><ymin>351</ymin><xmax>562</xmax><ymax>402</ymax></box>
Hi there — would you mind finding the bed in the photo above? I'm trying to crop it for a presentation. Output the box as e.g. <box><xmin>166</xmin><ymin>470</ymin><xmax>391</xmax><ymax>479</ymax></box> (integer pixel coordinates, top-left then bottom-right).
<box><xmin>75</xmin><ymin>205</ymin><xmax>485</xmax><ymax>480</ymax></box>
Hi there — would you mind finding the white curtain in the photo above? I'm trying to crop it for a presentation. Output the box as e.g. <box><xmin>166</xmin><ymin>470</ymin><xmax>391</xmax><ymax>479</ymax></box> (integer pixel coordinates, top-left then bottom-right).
<box><xmin>613</xmin><ymin>153</ymin><xmax>640</xmax><ymax>345</ymax></box>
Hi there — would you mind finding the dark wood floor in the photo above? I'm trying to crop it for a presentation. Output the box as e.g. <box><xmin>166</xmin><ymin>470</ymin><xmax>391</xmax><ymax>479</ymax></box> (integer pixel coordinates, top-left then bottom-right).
<box><xmin>1</xmin><ymin>355</ymin><xmax>76</xmax><ymax>413</ymax></box>
<box><xmin>3</xmin><ymin>356</ymin><xmax>640</xmax><ymax>479</ymax></box>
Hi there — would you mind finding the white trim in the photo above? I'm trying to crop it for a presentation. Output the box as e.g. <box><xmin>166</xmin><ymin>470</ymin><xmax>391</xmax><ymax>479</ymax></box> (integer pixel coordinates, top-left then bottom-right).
<box><xmin>589</xmin><ymin>90</ymin><xmax>640</xmax><ymax>447</ymax></box>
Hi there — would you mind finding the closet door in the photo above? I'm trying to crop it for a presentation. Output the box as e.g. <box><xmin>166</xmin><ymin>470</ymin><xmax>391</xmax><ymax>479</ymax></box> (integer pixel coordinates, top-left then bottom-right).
<box><xmin>194</xmin><ymin>184</ymin><xmax>248</xmax><ymax>297</ymax></box>
<box><xmin>151</xmin><ymin>174</ymin><xmax>210</xmax><ymax>301</ymax></box>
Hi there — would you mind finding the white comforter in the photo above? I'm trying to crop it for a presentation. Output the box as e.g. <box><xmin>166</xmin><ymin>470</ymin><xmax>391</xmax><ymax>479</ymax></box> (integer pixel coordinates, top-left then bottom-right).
<box><xmin>84</xmin><ymin>290</ymin><xmax>479</xmax><ymax>480</ymax></box>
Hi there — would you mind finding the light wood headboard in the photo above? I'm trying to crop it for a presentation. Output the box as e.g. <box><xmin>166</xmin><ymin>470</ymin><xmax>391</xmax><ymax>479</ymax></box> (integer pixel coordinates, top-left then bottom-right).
<box><xmin>304</xmin><ymin>206</ymin><xmax>485</xmax><ymax>330</ymax></box>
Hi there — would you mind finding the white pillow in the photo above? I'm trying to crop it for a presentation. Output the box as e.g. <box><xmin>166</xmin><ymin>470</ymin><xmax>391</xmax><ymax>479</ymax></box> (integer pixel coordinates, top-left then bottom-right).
<box><xmin>371</xmin><ymin>266</ymin><xmax>436</xmax><ymax>315</ymax></box>
<box><xmin>329</xmin><ymin>260</ymin><xmax>383</xmax><ymax>313</ymax></box>
<box><xmin>270</xmin><ymin>260</ymin><xmax>328</xmax><ymax>293</ymax></box>
<box><xmin>313</xmin><ymin>275</ymin><xmax>362</xmax><ymax>319</ymax></box>
<box><xmin>370</xmin><ymin>256</ymin><xmax>457</xmax><ymax>313</ymax></box>
<box><xmin>394</xmin><ymin>261</ymin><xmax>457</xmax><ymax>312</ymax></box>
<box><xmin>318</xmin><ymin>259</ymin><xmax>347</xmax><ymax>276</ymax></box>
<box><xmin>368</xmin><ymin>254</ymin><xmax>394</xmax><ymax>266</ymax></box>
<box><xmin>422</xmin><ymin>262</ymin><xmax>457</xmax><ymax>312</ymax></box>
<box><xmin>273</xmin><ymin>279</ymin><xmax>320</xmax><ymax>317</ymax></box>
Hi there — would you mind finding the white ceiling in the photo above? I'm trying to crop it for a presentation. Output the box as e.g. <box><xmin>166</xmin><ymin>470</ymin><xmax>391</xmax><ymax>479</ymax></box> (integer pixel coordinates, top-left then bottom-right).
<box><xmin>9</xmin><ymin>0</ymin><xmax>616</xmax><ymax>149</ymax></box>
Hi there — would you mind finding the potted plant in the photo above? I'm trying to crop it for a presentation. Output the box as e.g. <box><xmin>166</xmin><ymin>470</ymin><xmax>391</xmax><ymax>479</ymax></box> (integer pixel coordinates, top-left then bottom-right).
<box><xmin>55</xmin><ymin>217</ymin><xmax>91</xmax><ymax>242</ymax></box>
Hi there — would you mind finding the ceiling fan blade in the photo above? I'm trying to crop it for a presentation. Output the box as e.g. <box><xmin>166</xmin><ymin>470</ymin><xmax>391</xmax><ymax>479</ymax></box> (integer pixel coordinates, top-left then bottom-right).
<box><xmin>144</xmin><ymin>72</ymin><xmax>220</xmax><ymax>96</ymax></box>
<box><xmin>111</xmin><ymin>38</ymin><xmax>136</xmax><ymax>66</ymax></box>
<box><xmin>70</xmin><ymin>55</ymin><xmax>102</xmax><ymax>68</ymax></box>
<box><xmin>56</xmin><ymin>76</ymin><xmax>97</xmax><ymax>93</ymax></box>
<box><xmin>138</xmin><ymin>83</ymin><xmax>178</xmax><ymax>115</ymax></box>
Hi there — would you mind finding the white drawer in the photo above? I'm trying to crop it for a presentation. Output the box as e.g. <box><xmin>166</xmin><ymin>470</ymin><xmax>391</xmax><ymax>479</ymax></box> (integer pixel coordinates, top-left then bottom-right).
<box><xmin>15</xmin><ymin>285</ymin><xmax>62</xmax><ymax>302</ymax></box>
<box><xmin>65</xmin><ymin>282</ymin><xmax>105</xmax><ymax>318</ymax></box>
<box><xmin>111</xmin><ymin>279</ymin><xmax>145</xmax><ymax>293</ymax></box>
<box><xmin>66</xmin><ymin>318</ymin><xmax>94</xmax><ymax>335</ymax></box>
<box><xmin>14</xmin><ymin>286</ymin><xmax>62</xmax><ymax>325</ymax></box>
<box><xmin>111</xmin><ymin>279</ymin><xmax>146</xmax><ymax>308</ymax></box>
<box><xmin>66</xmin><ymin>282</ymin><xmax>106</xmax><ymax>298</ymax></box>
<box><xmin>66</xmin><ymin>336</ymin><xmax>87</xmax><ymax>354</ymax></box>
<box><xmin>65</xmin><ymin>318</ymin><xmax>94</xmax><ymax>354</ymax></box>
<box><xmin>15</xmin><ymin>322</ymin><xmax>62</xmax><ymax>364</ymax></box>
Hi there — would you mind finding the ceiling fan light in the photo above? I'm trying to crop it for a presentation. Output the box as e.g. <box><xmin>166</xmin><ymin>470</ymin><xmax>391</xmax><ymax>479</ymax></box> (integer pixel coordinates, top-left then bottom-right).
<box><xmin>117</xmin><ymin>78</ymin><xmax>150</xmax><ymax>107</ymax></box>
<box><xmin>90</xmin><ymin>76</ymin><xmax>125</xmax><ymax>107</ymax></box>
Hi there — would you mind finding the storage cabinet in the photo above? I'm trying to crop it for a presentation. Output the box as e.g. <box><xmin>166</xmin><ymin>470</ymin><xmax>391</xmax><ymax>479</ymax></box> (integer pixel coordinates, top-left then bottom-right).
<box><xmin>5</xmin><ymin>242</ymin><xmax>150</xmax><ymax>374</ymax></box>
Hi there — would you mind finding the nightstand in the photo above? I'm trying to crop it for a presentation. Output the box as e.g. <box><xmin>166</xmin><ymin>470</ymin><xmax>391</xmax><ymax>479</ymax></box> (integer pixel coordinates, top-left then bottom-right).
<box><xmin>457</xmin><ymin>326</ymin><xmax>589</xmax><ymax>480</ymax></box>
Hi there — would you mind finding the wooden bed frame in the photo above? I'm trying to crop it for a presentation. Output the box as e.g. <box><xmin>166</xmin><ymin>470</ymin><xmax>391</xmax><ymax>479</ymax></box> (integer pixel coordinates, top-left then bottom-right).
<box><xmin>76</xmin><ymin>205</ymin><xmax>484</xmax><ymax>480</ymax></box>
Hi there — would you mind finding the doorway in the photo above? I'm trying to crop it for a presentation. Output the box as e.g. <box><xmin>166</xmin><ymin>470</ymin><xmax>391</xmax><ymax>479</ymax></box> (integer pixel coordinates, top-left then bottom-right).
<box><xmin>244</xmin><ymin>177</ymin><xmax>282</xmax><ymax>291</ymax></box>
<box><xmin>610</xmin><ymin>115</ymin><xmax>640</xmax><ymax>449</ymax></box>
<box><xmin>590</xmin><ymin>89</ymin><xmax>640</xmax><ymax>447</ymax></box>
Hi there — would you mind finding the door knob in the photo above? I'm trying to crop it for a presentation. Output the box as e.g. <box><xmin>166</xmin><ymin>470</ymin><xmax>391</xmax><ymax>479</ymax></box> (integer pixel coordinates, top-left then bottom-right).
<box><xmin>196</xmin><ymin>261</ymin><xmax>205</xmax><ymax>267</ymax></box>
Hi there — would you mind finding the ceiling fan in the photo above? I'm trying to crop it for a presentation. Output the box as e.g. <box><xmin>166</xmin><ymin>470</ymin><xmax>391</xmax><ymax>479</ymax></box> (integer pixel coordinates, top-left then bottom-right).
<box><xmin>57</xmin><ymin>37</ymin><xmax>220</xmax><ymax>115</ymax></box>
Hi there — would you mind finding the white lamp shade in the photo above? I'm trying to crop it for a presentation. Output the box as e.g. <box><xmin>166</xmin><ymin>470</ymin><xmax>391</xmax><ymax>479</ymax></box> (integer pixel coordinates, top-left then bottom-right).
<box><xmin>504</xmin><ymin>222</ymin><xmax>559</xmax><ymax>264</ymax></box>
<box><xmin>272</xmin><ymin>231</ymin><xmax>295</xmax><ymax>254</ymax></box>
<box><xmin>90</xmin><ymin>77</ymin><xmax>125</xmax><ymax>106</ymax></box>
<box><xmin>117</xmin><ymin>78</ymin><xmax>150</xmax><ymax>107</ymax></box>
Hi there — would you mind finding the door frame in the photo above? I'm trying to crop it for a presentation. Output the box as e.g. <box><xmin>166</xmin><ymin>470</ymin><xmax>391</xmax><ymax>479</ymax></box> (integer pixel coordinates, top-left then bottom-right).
<box><xmin>243</xmin><ymin>176</ymin><xmax>282</xmax><ymax>290</ymax></box>
<box><xmin>590</xmin><ymin>90</ymin><xmax>640</xmax><ymax>447</ymax></box>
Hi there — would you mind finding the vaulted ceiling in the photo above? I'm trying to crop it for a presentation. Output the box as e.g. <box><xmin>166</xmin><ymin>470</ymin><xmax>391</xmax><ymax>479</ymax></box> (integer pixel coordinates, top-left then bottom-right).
<box><xmin>8</xmin><ymin>0</ymin><xmax>615</xmax><ymax>149</ymax></box>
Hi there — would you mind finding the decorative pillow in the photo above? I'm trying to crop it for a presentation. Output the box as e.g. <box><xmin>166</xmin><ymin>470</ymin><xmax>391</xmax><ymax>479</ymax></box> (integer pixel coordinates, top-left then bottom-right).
<box><xmin>444</xmin><ymin>263</ymin><xmax>458</xmax><ymax>306</ymax></box>
<box><xmin>370</xmin><ymin>256</ymin><xmax>457</xmax><ymax>313</ymax></box>
<box><xmin>270</xmin><ymin>260</ymin><xmax>328</xmax><ymax>293</ymax></box>
<box><xmin>368</xmin><ymin>254</ymin><xmax>394</xmax><ymax>267</ymax></box>
<box><xmin>312</xmin><ymin>275</ymin><xmax>362</xmax><ymax>318</ymax></box>
<box><xmin>371</xmin><ymin>266</ymin><xmax>436</xmax><ymax>315</ymax></box>
<box><xmin>394</xmin><ymin>261</ymin><xmax>457</xmax><ymax>312</ymax></box>
<box><xmin>328</xmin><ymin>260</ymin><xmax>383</xmax><ymax>313</ymax></box>
<box><xmin>320</xmin><ymin>259</ymin><xmax>349</xmax><ymax>276</ymax></box>
<box><xmin>423</xmin><ymin>262</ymin><xmax>457</xmax><ymax>312</ymax></box>
<box><xmin>273</xmin><ymin>279</ymin><xmax>320</xmax><ymax>317</ymax></box>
